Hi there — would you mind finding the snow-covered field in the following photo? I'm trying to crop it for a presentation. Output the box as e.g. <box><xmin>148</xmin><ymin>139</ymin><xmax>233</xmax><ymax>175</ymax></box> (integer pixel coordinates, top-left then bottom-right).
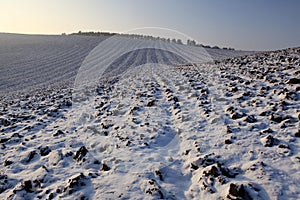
<box><xmin>0</xmin><ymin>33</ymin><xmax>107</xmax><ymax>94</ymax></box>
<box><xmin>0</xmin><ymin>33</ymin><xmax>299</xmax><ymax>199</ymax></box>
<box><xmin>0</xmin><ymin>33</ymin><xmax>250</xmax><ymax>96</ymax></box>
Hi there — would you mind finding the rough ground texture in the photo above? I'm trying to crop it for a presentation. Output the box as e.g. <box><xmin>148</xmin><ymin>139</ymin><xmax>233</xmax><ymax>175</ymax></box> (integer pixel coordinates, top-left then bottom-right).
<box><xmin>0</xmin><ymin>34</ymin><xmax>299</xmax><ymax>199</ymax></box>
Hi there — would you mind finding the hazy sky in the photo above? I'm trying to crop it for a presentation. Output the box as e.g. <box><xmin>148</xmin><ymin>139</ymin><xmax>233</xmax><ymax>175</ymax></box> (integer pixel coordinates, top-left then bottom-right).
<box><xmin>1</xmin><ymin>0</ymin><xmax>299</xmax><ymax>50</ymax></box>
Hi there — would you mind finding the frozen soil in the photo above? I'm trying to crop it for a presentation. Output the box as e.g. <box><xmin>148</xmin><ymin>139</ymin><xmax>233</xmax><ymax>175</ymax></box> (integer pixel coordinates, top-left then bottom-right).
<box><xmin>0</xmin><ymin>44</ymin><xmax>299</xmax><ymax>199</ymax></box>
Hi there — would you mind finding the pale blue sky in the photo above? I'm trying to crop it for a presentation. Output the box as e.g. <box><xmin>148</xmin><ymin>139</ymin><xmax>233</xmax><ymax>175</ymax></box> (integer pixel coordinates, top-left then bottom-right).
<box><xmin>0</xmin><ymin>0</ymin><xmax>299</xmax><ymax>50</ymax></box>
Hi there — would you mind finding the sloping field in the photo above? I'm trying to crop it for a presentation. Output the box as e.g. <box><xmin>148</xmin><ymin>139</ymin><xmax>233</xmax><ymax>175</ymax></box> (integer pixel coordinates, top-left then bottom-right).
<box><xmin>0</xmin><ymin>33</ymin><xmax>251</xmax><ymax>95</ymax></box>
<box><xmin>0</xmin><ymin>33</ymin><xmax>107</xmax><ymax>93</ymax></box>
<box><xmin>1</xmin><ymin>33</ymin><xmax>299</xmax><ymax>199</ymax></box>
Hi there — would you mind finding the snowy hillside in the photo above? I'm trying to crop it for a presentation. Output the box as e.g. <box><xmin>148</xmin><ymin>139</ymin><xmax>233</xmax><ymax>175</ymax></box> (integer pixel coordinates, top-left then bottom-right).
<box><xmin>0</xmin><ymin>33</ymin><xmax>251</xmax><ymax>96</ymax></box>
<box><xmin>0</xmin><ymin>33</ymin><xmax>107</xmax><ymax>94</ymax></box>
<box><xmin>0</xmin><ymin>33</ymin><xmax>299</xmax><ymax>199</ymax></box>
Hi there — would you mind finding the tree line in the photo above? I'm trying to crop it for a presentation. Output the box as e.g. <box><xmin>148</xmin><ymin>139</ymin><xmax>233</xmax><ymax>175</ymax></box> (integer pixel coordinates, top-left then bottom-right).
<box><xmin>67</xmin><ymin>31</ymin><xmax>235</xmax><ymax>50</ymax></box>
